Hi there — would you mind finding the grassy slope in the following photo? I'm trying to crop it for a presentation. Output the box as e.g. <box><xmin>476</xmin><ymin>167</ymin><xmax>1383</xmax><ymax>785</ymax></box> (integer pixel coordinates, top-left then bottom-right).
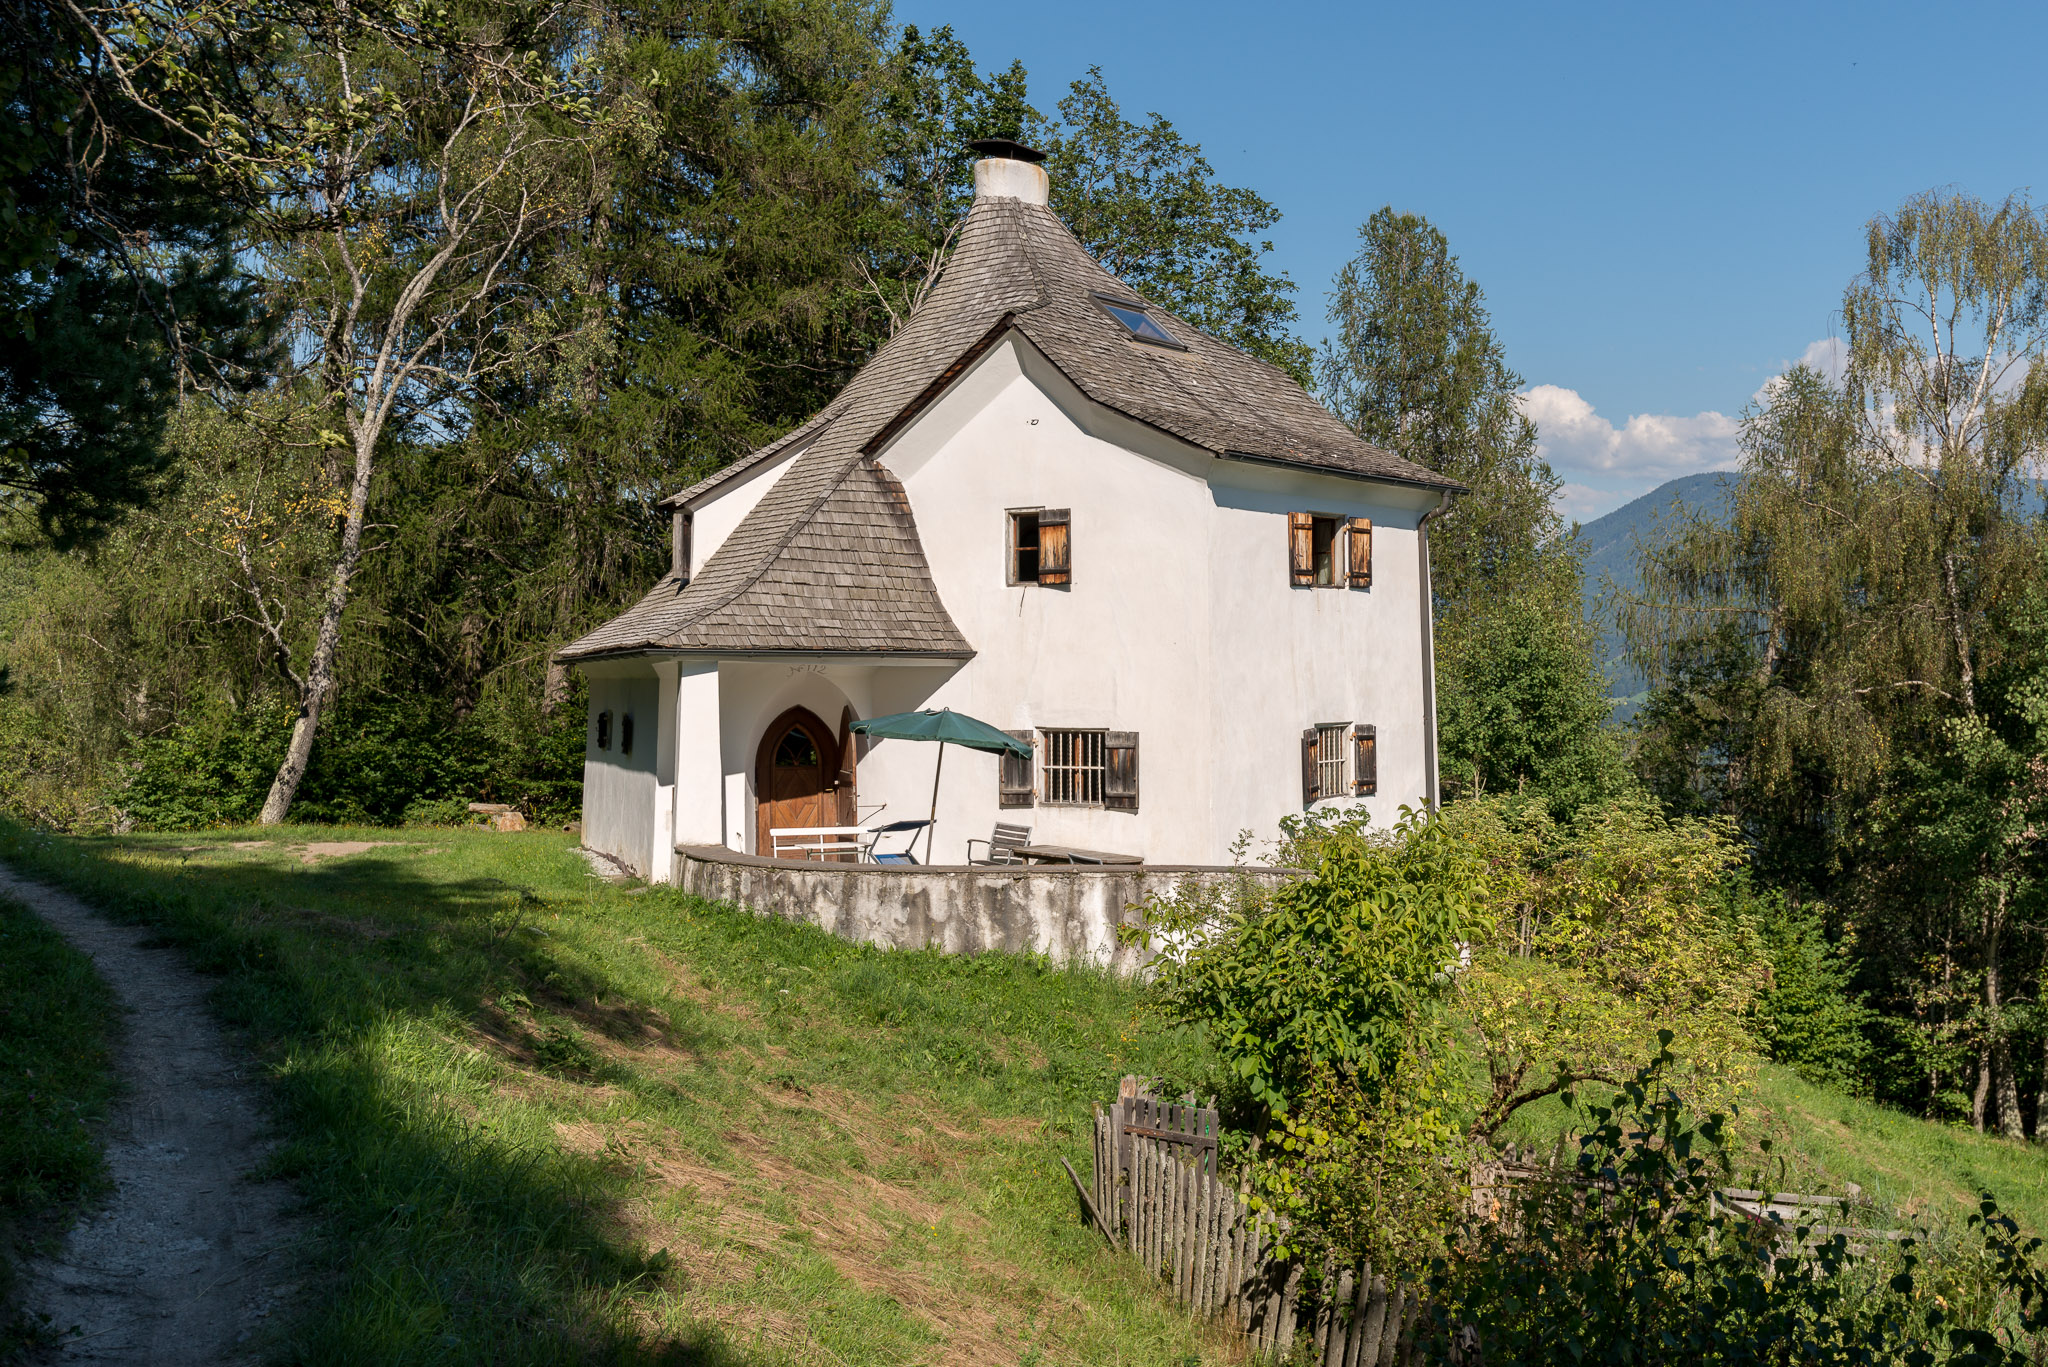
<box><xmin>0</xmin><ymin>892</ymin><xmax>119</xmax><ymax>1357</ymax></box>
<box><xmin>0</xmin><ymin>822</ymin><xmax>1233</xmax><ymax>1367</ymax></box>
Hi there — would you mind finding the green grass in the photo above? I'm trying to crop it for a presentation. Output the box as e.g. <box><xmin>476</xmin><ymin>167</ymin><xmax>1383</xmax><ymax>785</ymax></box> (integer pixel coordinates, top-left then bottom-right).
<box><xmin>0</xmin><ymin>892</ymin><xmax>119</xmax><ymax>1358</ymax></box>
<box><xmin>0</xmin><ymin>821</ymin><xmax>1232</xmax><ymax>1366</ymax></box>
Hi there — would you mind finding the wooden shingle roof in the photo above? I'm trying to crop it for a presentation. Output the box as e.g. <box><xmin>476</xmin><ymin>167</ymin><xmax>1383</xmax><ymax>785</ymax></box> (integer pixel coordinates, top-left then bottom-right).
<box><xmin>560</xmin><ymin>191</ymin><xmax>1454</xmax><ymax>662</ymax></box>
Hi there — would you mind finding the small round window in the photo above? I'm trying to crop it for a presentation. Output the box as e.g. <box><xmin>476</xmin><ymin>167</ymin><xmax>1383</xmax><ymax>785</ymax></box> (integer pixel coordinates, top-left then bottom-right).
<box><xmin>773</xmin><ymin>727</ymin><xmax>818</xmax><ymax>768</ymax></box>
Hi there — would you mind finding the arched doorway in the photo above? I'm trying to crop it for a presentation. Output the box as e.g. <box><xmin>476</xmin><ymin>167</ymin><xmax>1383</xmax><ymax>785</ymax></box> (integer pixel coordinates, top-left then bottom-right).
<box><xmin>754</xmin><ymin>705</ymin><xmax>846</xmax><ymax>857</ymax></box>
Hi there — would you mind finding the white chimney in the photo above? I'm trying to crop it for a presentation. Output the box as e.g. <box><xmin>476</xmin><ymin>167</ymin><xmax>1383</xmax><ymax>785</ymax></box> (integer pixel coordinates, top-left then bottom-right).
<box><xmin>969</xmin><ymin>139</ymin><xmax>1049</xmax><ymax>207</ymax></box>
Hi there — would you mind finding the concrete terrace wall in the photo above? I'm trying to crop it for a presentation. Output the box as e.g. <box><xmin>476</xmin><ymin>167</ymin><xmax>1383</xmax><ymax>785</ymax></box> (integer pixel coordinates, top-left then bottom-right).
<box><xmin>673</xmin><ymin>845</ymin><xmax>1301</xmax><ymax>973</ymax></box>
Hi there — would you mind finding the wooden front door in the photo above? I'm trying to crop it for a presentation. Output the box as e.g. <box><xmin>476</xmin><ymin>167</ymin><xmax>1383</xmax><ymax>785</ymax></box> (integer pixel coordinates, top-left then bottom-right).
<box><xmin>755</xmin><ymin>707</ymin><xmax>840</xmax><ymax>856</ymax></box>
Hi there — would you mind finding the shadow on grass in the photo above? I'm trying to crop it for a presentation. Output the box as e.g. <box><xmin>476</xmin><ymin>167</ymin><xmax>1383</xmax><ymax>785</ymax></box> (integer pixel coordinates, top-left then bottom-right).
<box><xmin>0</xmin><ymin>822</ymin><xmax>763</xmax><ymax>1367</ymax></box>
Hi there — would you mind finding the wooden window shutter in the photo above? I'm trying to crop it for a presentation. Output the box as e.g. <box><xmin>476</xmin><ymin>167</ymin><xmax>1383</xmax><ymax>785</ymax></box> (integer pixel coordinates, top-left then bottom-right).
<box><xmin>1104</xmin><ymin>732</ymin><xmax>1139</xmax><ymax>811</ymax></box>
<box><xmin>1037</xmin><ymin>509</ymin><xmax>1071</xmax><ymax>585</ymax></box>
<box><xmin>1000</xmin><ymin>729</ymin><xmax>1036</xmax><ymax>808</ymax></box>
<box><xmin>672</xmin><ymin>510</ymin><xmax>692</xmax><ymax>581</ymax></box>
<box><xmin>1347</xmin><ymin>517</ymin><xmax>1372</xmax><ymax>588</ymax></box>
<box><xmin>1289</xmin><ymin>512</ymin><xmax>1314</xmax><ymax>586</ymax></box>
<box><xmin>1352</xmin><ymin>724</ymin><xmax>1378</xmax><ymax>796</ymax></box>
<box><xmin>1301</xmin><ymin>726</ymin><xmax>1320</xmax><ymax>803</ymax></box>
<box><xmin>835</xmin><ymin>706</ymin><xmax>859</xmax><ymax>823</ymax></box>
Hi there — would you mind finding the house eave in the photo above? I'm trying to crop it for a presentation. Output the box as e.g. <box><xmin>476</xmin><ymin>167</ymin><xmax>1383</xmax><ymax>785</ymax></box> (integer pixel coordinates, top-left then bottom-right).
<box><xmin>1216</xmin><ymin>448</ymin><xmax>1467</xmax><ymax>495</ymax></box>
<box><xmin>561</xmin><ymin>646</ymin><xmax>977</xmax><ymax>668</ymax></box>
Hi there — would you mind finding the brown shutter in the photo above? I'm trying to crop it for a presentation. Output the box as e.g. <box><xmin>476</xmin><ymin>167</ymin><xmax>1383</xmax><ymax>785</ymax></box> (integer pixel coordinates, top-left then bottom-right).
<box><xmin>1352</xmin><ymin>724</ymin><xmax>1377</xmax><ymax>796</ymax></box>
<box><xmin>1347</xmin><ymin>517</ymin><xmax>1372</xmax><ymax>588</ymax></box>
<box><xmin>835</xmin><ymin>706</ymin><xmax>859</xmax><ymax>823</ymax></box>
<box><xmin>1038</xmin><ymin>508</ymin><xmax>1071</xmax><ymax>585</ymax></box>
<box><xmin>1000</xmin><ymin>729</ymin><xmax>1036</xmax><ymax>808</ymax></box>
<box><xmin>1301</xmin><ymin>726</ymin><xmax>1320</xmax><ymax>803</ymax></box>
<box><xmin>1104</xmin><ymin>732</ymin><xmax>1139</xmax><ymax>811</ymax></box>
<box><xmin>1289</xmin><ymin>512</ymin><xmax>1314</xmax><ymax>586</ymax></box>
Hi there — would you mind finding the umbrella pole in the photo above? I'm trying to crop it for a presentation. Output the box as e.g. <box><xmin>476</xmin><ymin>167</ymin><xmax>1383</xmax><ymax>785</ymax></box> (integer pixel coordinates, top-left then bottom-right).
<box><xmin>925</xmin><ymin>741</ymin><xmax>945</xmax><ymax>864</ymax></box>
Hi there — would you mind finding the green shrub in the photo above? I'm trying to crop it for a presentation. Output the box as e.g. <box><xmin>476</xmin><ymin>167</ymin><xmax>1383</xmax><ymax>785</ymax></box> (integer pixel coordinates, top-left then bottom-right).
<box><xmin>1428</xmin><ymin>1038</ymin><xmax>2048</xmax><ymax>1365</ymax></box>
<box><xmin>1750</xmin><ymin>899</ymin><xmax>1874</xmax><ymax>1092</ymax></box>
<box><xmin>119</xmin><ymin>692</ymin><xmax>585</xmax><ymax>830</ymax></box>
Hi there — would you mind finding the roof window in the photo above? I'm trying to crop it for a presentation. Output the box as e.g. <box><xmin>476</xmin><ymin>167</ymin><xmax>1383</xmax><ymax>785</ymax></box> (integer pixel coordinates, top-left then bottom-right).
<box><xmin>1095</xmin><ymin>296</ymin><xmax>1183</xmax><ymax>349</ymax></box>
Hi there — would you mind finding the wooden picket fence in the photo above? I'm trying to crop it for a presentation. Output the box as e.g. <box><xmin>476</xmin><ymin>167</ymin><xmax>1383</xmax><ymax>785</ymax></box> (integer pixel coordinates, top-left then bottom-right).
<box><xmin>1079</xmin><ymin>1077</ymin><xmax>1428</xmax><ymax>1364</ymax></box>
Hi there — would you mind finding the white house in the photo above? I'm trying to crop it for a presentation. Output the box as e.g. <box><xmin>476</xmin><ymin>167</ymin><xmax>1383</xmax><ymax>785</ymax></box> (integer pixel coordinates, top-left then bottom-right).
<box><xmin>559</xmin><ymin>142</ymin><xmax>1461</xmax><ymax>880</ymax></box>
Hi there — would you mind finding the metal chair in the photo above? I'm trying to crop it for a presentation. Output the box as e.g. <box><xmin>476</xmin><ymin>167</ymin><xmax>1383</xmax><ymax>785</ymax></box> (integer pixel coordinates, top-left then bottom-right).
<box><xmin>966</xmin><ymin>822</ymin><xmax>1033</xmax><ymax>866</ymax></box>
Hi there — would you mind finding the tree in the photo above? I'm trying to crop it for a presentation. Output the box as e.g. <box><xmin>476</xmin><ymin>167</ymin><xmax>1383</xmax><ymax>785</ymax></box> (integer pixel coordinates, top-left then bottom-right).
<box><xmin>1044</xmin><ymin>68</ymin><xmax>1311</xmax><ymax>383</ymax></box>
<box><xmin>0</xmin><ymin>0</ymin><xmax>263</xmax><ymax>548</ymax></box>
<box><xmin>1319</xmin><ymin>209</ymin><xmax>1610</xmax><ymax>810</ymax></box>
<box><xmin>1621</xmin><ymin>191</ymin><xmax>2048</xmax><ymax>1132</ymax></box>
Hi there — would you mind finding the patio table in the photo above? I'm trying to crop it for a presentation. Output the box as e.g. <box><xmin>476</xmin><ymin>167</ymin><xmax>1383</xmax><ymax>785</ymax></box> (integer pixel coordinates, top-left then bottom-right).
<box><xmin>1014</xmin><ymin>844</ymin><xmax>1143</xmax><ymax>866</ymax></box>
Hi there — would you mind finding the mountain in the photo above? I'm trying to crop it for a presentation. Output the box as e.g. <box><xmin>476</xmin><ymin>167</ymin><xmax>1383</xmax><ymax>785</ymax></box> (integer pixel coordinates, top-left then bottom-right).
<box><xmin>1572</xmin><ymin>472</ymin><xmax>1738</xmax><ymax>707</ymax></box>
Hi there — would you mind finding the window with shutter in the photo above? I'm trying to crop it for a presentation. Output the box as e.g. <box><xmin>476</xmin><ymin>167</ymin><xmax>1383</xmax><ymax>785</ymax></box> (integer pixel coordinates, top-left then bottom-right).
<box><xmin>1347</xmin><ymin>517</ymin><xmax>1372</xmax><ymax>588</ymax></box>
<box><xmin>1352</xmin><ymin>724</ymin><xmax>1378</xmax><ymax>796</ymax></box>
<box><xmin>1301</xmin><ymin>726</ymin><xmax>1320</xmax><ymax>803</ymax></box>
<box><xmin>1009</xmin><ymin>510</ymin><xmax>1040</xmax><ymax>583</ymax></box>
<box><xmin>1289</xmin><ymin>512</ymin><xmax>1314</xmax><ymax>586</ymax></box>
<box><xmin>620</xmin><ymin>713</ymin><xmax>635</xmax><ymax>756</ymax></box>
<box><xmin>1038</xmin><ymin>508</ymin><xmax>1071</xmax><ymax>586</ymax></box>
<box><xmin>597</xmin><ymin>709</ymin><xmax>612</xmax><ymax>751</ymax></box>
<box><xmin>999</xmin><ymin>729</ymin><xmax>1036</xmax><ymax>808</ymax></box>
<box><xmin>672</xmin><ymin>510</ymin><xmax>693</xmax><ymax>582</ymax></box>
<box><xmin>1314</xmin><ymin>723</ymin><xmax>1349</xmax><ymax>797</ymax></box>
<box><xmin>1104</xmin><ymin>732</ymin><xmax>1139</xmax><ymax>811</ymax></box>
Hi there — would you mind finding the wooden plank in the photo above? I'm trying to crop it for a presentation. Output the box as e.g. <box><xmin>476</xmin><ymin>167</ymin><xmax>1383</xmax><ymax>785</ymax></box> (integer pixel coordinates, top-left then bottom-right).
<box><xmin>1057</xmin><ymin>1155</ymin><xmax>1117</xmax><ymax>1250</ymax></box>
<box><xmin>1277</xmin><ymin>1259</ymin><xmax>1303</xmax><ymax>1358</ymax></box>
<box><xmin>1342</xmin><ymin>1265</ymin><xmax>1371</xmax><ymax>1367</ymax></box>
<box><xmin>1325</xmin><ymin>1267</ymin><xmax>1354</xmax><ymax>1367</ymax></box>
<box><xmin>1240</xmin><ymin>1214</ymin><xmax>1263</xmax><ymax>1338</ymax></box>
<box><xmin>1313</xmin><ymin>1251</ymin><xmax>1336</xmax><ymax>1360</ymax></box>
<box><xmin>1377</xmin><ymin>1284</ymin><xmax>1406</xmax><ymax>1366</ymax></box>
<box><xmin>1120</xmin><ymin>1122</ymin><xmax>1220</xmax><ymax>1149</ymax></box>
<box><xmin>1358</xmin><ymin>1273</ymin><xmax>1387</xmax><ymax>1367</ymax></box>
<box><xmin>1195</xmin><ymin>1166</ymin><xmax>1216</xmax><ymax>1316</ymax></box>
<box><xmin>1165</xmin><ymin>1139</ymin><xmax>1182</xmax><ymax>1297</ymax></box>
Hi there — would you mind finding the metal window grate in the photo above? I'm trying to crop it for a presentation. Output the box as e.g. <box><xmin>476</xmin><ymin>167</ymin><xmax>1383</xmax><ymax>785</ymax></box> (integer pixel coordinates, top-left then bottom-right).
<box><xmin>1041</xmin><ymin>729</ymin><xmax>1106</xmax><ymax>805</ymax></box>
<box><xmin>1315</xmin><ymin>724</ymin><xmax>1349</xmax><ymax>799</ymax></box>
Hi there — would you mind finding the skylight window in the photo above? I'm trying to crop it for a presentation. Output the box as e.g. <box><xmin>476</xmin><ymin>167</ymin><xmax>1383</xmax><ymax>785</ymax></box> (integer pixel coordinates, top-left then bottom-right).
<box><xmin>1096</xmin><ymin>297</ymin><xmax>1182</xmax><ymax>348</ymax></box>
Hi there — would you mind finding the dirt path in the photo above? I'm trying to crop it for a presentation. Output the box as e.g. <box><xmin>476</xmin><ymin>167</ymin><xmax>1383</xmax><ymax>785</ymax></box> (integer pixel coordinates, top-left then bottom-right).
<box><xmin>0</xmin><ymin>867</ymin><xmax>304</xmax><ymax>1364</ymax></box>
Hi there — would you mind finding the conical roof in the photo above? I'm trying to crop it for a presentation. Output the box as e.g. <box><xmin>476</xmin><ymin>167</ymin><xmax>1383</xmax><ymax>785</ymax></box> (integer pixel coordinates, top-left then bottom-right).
<box><xmin>560</xmin><ymin>191</ymin><xmax>1454</xmax><ymax>662</ymax></box>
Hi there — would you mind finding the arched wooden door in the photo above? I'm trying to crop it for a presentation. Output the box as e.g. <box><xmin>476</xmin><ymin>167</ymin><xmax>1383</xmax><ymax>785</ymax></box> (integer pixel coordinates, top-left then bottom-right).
<box><xmin>754</xmin><ymin>706</ymin><xmax>841</xmax><ymax>856</ymax></box>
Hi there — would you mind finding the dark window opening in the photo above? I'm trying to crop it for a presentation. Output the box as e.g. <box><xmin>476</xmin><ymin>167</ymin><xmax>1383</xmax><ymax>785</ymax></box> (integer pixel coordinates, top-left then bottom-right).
<box><xmin>596</xmin><ymin>709</ymin><xmax>612</xmax><ymax>751</ymax></box>
<box><xmin>1011</xmin><ymin>511</ymin><xmax>1041</xmax><ymax>583</ymax></box>
<box><xmin>774</xmin><ymin>727</ymin><xmax>818</xmax><ymax>768</ymax></box>
<box><xmin>620</xmin><ymin>713</ymin><xmax>635</xmax><ymax>756</ymax></box>
<box><xmin>1098</xmin><ymin>298</ymin><xmax>1181</xmax><ymax>348</ymax></box>
<box><xmin>1311</xmin><ymin>516</ymin><xmax>1340</xmax><ymax>586</ymax></box>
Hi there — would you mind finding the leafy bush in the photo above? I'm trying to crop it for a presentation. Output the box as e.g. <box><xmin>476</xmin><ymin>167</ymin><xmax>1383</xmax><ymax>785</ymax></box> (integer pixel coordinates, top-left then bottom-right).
<box><xmin>119</xmin><ymin>691</ymin><xmax>585</xmax><ymax>829</ymax></box>
<box><xmin>1134</xmin><ymin>805</ymin><xmax>1481</xmax><ymax>1119</ymax></box>
<box><xmin>1428</xmin><ymin>1039</ymin><xmax>2048</xmax><ymax>1365</ymax></box>
<box><xmin>1446</xmin><ymin>793</ymin><xmax>1767</xmax><ymax>1139</ymax></box>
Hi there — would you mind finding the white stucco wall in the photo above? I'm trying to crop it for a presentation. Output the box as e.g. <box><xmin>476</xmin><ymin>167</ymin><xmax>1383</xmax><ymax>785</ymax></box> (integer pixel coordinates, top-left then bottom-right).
<box><xmin>580</xmin><ymin>663</ymin><xmax>661</xmax><ymax>875</ymax></box>
<box><xmin>583</xmin><ymin>337</ymin><xmax>1444</xmax><ymax>871</ymax></box>
<box><xmin>871</xmin><ymin>335</ymin><xmax>1440</xmax><ymax>864</ymax></box>
<box><xmin>686</xmin><ymin>442</ymin><xmax>806</xmax><ymax>577</ymax></box>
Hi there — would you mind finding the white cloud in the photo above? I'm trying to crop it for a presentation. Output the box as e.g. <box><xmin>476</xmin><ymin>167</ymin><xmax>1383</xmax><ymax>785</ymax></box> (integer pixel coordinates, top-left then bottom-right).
<box><xmin>1523</xmin><ymin>336</ymin><xmax>1845</xmax><ymax>521</ymax></box>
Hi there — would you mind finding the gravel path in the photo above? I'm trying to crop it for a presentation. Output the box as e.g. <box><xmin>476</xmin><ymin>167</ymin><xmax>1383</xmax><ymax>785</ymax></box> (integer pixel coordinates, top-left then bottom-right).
<box><xmin>2</xmin><ymin>867</ymin><xmax>304</xmax><ymax>1364</ymax></box>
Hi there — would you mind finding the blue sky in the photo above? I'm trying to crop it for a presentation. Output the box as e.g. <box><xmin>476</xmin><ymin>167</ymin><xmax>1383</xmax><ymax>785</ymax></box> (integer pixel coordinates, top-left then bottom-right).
<box><xmin>892</xmin><ymin>0</ymin><xmax>2047</xmax><ymax>519</ymax></box>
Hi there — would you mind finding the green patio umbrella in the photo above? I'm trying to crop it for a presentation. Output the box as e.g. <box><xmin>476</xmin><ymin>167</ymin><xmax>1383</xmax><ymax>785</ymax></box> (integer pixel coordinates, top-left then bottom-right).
<box><xmin>850</xmin><ymin>709</ymin><xmax>1032</xmax><ymax>863</ymax></box>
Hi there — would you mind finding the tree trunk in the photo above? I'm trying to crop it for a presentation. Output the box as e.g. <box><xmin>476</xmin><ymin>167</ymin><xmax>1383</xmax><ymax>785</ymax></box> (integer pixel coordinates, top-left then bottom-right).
<box><xmin>257</xmin><ymin>430</ymin><xmax>376</xmax><ymax>824</ymax></box>
<box><xmin>1986</xmin><ymin>938</ymin><xmax>2026</xmax><ymax>1138</ymax></box>
<box><xmin>2037</xmin><ymin>1030</ymin><xmax>2048</xmax><ymax>1142</ymax></box>
<box><xmin>1973</xmin><ymin>1045</ymin><xmax>1992</xmax><ymax>1132</ymax></box>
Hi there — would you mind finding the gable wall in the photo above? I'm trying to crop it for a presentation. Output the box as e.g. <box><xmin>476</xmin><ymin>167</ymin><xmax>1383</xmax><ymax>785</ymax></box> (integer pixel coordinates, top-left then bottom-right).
<box><xmin>881</xmin><ymin>336</ymin><xmax>1442</xmax><ymax>863</ymax></box>
<box><xmin>687</xmin><ymin>442</ymin><xmax>807</xmax><ymax>578</ymax></box>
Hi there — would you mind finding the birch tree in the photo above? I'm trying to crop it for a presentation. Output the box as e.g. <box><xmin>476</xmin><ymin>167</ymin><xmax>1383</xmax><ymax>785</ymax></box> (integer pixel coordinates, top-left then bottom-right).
<box><xmin>61</xmin><ymin>0</ymin><xmax>610</xmax><ymax>821</ymax></box>
<box><xmin>1622</xmin><ymin>190</ymin><xmax>2048</xmax><ymax>1132</ymax></box>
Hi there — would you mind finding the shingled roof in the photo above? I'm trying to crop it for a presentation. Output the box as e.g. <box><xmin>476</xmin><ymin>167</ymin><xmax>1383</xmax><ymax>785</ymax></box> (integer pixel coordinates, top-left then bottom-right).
<box><xmin>560</xmin><ymin>180</ymin><xmax>1455</xmax><ymax>662</ymax></box>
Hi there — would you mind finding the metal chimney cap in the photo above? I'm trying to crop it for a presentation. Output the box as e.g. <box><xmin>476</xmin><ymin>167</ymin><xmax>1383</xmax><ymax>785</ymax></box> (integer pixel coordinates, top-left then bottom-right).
<box><xmin>966</xmin><ymin>138</ymin><xmax>1047</xmax><ymax>164</ymax></box>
